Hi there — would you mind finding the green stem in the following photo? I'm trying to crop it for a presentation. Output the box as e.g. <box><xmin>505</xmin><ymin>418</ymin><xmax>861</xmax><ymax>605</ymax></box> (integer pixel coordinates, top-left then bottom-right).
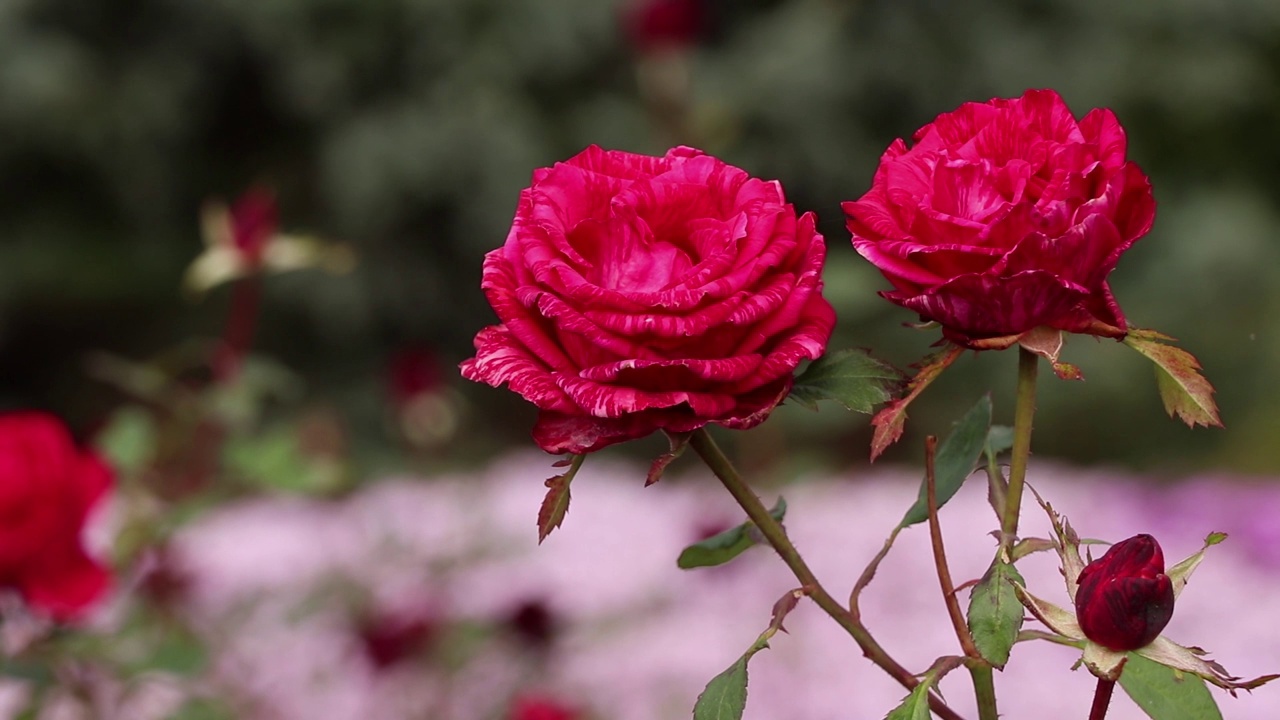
<box><xmin>971</xmin><ymin>665</ymin><xmax>998</xmax><ymax>720</ymax></box>
<box><xmin>688</xmin><ymin>429</ymin><xmax>967</xmax><ymax>720</ymax></box>
<box><xmin>1088</xmin><ymin>678</ymin><xmax>1116</xmax><ymax>720</ymax></box>
<box><xmin>1000</xmin><ymin>347</ymin><xmax>1039</xmax><ymax>549</ymax></box>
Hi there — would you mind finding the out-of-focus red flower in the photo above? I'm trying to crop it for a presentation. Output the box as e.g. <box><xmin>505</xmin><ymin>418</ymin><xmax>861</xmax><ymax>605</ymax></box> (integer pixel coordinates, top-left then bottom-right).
<box><xmin>460</xmin><ymin>145</ymin><xmax>836</xmax><ymax>455</ymax></box>
<box><xmin>387</xmin><ymin>347</ymin><xmax>442</xmax><ymax>408</ymax></box>
<box><xmin>845</xmin><ymin>89</ymin><xmax>1155</xmax><ymax>349</ymax></box>
<box><xmin>227</xmin><ymin>187</ymin><xmax>278</xmax><ymax>262</ymax></box>
<box><xmin>623</xmin><ymin>0</ymin><xmax>707</xmax><ymax>52</ymax></box>
<box><xmin>0</xmin><ymin>413</ymin><xmax>112</xmax><ymax>620</ymax></box>
<box><xmin>1074</xmin><ymin>534</ymin><xmax>1174</xmax><ymax>651</ymax></box>
<box><xmin>357</xmin><ymin>610</ymin><xmax>437</xmax><ymax>669</ymax></box>
<box><xmin>509</xmin><ymin>695</ymin><xmax>580</xmax><ymax>720</ymax></box>
<box><xmin>507</xmin><ymin>598</ymin><xmax>557</xmax><ymax>651</ymax></box>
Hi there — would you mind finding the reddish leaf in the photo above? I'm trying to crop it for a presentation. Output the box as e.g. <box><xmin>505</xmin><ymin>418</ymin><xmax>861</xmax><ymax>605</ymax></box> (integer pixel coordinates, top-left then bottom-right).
<box><xmin>537</xmin><ymin>454</ymin><xmax>585</xmax><ymax>543</ymax></box>
<box><xmin>1123</xmin><ymin>330</ymin><xmax>1223</xmax><ymax>428</ymax></box>
<box><xmin>645</xmin><ymin>431</ymin><xmax>690</xmax><ymax>486</ymax></box>
<box><xmin>869</xmin><ymin>345</ymin><xmax>964</xmax><ymax>461</ymax></box>
<box><xmin>768</xmin><ymin>587</ymin><xmax>806</xmax><ymax>635</ymax></box>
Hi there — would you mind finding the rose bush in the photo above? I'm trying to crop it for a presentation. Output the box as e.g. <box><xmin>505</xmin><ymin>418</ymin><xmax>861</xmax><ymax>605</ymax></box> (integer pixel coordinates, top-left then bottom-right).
<box><xmin>0</xmin><ymin>412</ymin><xmax>112</xmax><ymax>619</ymax></box>
<box><xmin>1074</xmin><ymin>533</ymin><xmax>1175</xmax><ymax>651</ymax></box>
<box><xmin>461</xmin><ymin>145</ymin><xmax>835</xmax><ymax>454</ymax></box>
<box><xmin>844</xmin><ymin>88</ymin><xmax>1155</xmax><ymax>348</ymax></box>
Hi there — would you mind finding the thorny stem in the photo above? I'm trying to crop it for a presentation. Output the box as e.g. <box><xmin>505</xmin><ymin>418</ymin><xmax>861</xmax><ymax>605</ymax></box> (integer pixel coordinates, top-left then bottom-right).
<box><xmin>1088</xmin><ymin>678</ymin><xmax>1116</xmax><ymax>720</ymax></box>
<box><xmin>925</xmin><ymin>436</ymin><xmax>997</xmax><ymax>720</ymax></box>
<box><xmin>689</xmin><ymin>429</ymin><xmax>967</xmax><ymax>720</ymax></box>
<box><xmin>999</xmin><ymin>347</ymin><xmax>1039</xmax><ymax>549</ymax></box>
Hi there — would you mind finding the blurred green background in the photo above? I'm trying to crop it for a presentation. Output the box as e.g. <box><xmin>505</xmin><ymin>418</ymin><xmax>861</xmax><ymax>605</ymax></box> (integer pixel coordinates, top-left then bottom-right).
<box><xmin>2</xmin><ymin>0</ymin><xmax>1278</xmax><ymax>474</ymax></box>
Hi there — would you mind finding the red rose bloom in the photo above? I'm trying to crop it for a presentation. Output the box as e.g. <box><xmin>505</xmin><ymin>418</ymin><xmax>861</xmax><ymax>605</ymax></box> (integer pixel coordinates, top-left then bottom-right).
<box><xmin>844</xmin><ymin>89</ymin><xmax>1155</xmax><ymax>348</ymax></box>
<box><xmin>1075</xmin><ymin>534</ymin><xmax>1175</xmax><ymax>651</ymax></box>
<box><xmin>0</xmin><ymin>413</ymin><xmax>112</xmax><ymax>619</ymax></box>
<box><xmin>509</xmin><ymin>695</ymin><xmax>579</xmax><ymax>720</ymax></box>
<box><xmin>461</xmin><ymin>145</ymin><xmax>835</xmax><ymax>454</ymax></box>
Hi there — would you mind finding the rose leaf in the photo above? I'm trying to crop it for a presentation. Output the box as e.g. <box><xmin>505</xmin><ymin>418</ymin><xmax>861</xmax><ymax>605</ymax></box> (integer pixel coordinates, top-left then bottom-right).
<box><xmin>869</xmin><ymin>345</ymin><xmax>965</xmax><ymax>461</ymax></box>
<box><xmin>1118</xmin><ymin>652</ymin><xmax>1223</xmax><ymax>720</ymax></box>
<box><xmin>966</xmin><ymin>556</ymin><xmax>1026</xmax><ymax>668</ymax></box>
<box><xmin>898</xmin><ymin>395</ymin><xmax>992</xmax><ymax>528</ymax></box>
<box><xmin>537</xmin><ymin>454</ymin><xmax>585</xmax><ymax>544</ymax></box>
<box><xmin>1123</xmin><ymin>330</ymin><xmax>1223</xmax><ymax>428</ymax></box>
<box><xmin>788</xmin><ymin>348</ymin><xmax>905</xmax><ymax>413</ymax></box>
<box><xmin>677</xmin><ymin>497</ymin><xmax>787</xmax><ymax>569</ymax></box>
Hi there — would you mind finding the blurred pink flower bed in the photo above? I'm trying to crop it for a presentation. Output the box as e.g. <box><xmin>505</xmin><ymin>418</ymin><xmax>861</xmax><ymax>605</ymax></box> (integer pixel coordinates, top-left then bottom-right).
<box><xmin>120</xmin><ymin>455</ymin><xmax>1280</xmax><ymax>719</ymax></box>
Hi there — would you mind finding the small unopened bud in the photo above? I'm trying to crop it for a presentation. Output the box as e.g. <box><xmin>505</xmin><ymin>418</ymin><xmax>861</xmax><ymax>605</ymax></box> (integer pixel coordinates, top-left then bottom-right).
<box><xmin>1075</xmin><ymin>534</ymin><xmax>1175</xmax><ymax>651</ymax></box>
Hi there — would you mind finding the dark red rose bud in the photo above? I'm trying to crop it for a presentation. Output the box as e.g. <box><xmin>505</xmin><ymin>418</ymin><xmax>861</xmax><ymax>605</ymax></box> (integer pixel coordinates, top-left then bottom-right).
<box><xmin>1075</xmin><ymin>533</ymin><xmax>1175</xmax><ymax>651</ymax></box>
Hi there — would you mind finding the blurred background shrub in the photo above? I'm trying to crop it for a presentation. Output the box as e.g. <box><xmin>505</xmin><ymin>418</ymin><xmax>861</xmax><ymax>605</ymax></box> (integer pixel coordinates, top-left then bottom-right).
<box><xmin>2</xmin><ymin>0</ymin><xmax>1278</xmax><ymax>474</ymax></box>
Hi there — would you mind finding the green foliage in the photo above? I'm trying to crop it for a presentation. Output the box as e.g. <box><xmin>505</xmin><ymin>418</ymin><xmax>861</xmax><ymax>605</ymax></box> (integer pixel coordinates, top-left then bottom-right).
<box><xmin>224</xmin><ymin>425</ymin><xmax>344</xmax><ymax>495</ymax></box>
<box><xmin>693</xmin><ymin>656</ymin><xmax>750</xmax><ymax>720</ymax></box>
<box><xmin>899</xmin><ymin>395</ymin><xmax>992</xmax><ymax>528</ymax></box>
<box><xmin>95</xmin><ymin>407</ymin><xmax>157</xmax><ymax>477</ymax></box>
<box><xmin>1119</xmin><ymin>653</ymin><xmax>1223</xmax><ymax>720</ymax></box>
<box><xmin>966</xmin><ymin>557</ymin><xmax>1025</xmax><ymax>668</ymax></box>
<box><xmin>677</xmin><ymin>498</ymin><xmax>787</xmax><ymax>569</ymax></box>
<box><xmin>789</xmin><ymin>348</ymin><xmax>904</xmax><ymax>413</ymax></box>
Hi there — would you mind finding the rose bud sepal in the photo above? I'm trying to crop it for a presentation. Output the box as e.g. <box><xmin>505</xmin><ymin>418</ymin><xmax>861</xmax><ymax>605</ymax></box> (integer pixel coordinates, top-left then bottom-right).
<box><xmin>1012</xmin><ymin>494</ymin><xmax>1277</xmax><ymax>691</ymax></box>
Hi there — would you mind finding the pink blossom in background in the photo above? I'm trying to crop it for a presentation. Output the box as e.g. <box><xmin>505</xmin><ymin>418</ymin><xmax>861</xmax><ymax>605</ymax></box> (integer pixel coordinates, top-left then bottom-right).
<box><xmin>164</xmin><ymin>455</ymin><xmax>1280</xmax><ymax>720</ymax></box>
<box><xmin>845</xmin><ymin>89</ymin><xmax>1154</xmax><ymax>348</ymax></box>
<box><xmin>461</xmin><ymin>146</ymin><xmax>835</xmax><ymax>454</ymax></box>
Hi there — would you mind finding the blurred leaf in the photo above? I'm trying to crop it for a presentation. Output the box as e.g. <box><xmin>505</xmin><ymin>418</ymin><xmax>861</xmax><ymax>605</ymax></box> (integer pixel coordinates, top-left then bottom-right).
<box><xmin>95</xmin><ymin>406</ymin><xmax>157</xmax><ymax>476</ymax></box>
<box><xmin>538</xmin><ymin>454</ymin><xmax>584</xmax><ymax>543</ymax></box>
<box><xmin>224</xmin><ymin>425</ymin><xmax>342</xmax><ymax>495</ymax></box>
<box><xmin>1119</xmin><ymin>652</ymin><xmax>1222</xmax><ymax>720</ymax></box>
<box><xmin>899</xmin><ymin>396</ymin><xmax>992</xmax><ymax>528</ymax></box>
<box><xmin>136</xmin><ymin>627</ymin><xmax>207</xmax><ymax>676</ymax></box>
<box><xmin>169</xmin><ymin>698</ymin><xmax>238</xmax><ymax>720</ymax></box>
<box><xmin>1123</xmin><ymin>330</ymin><xmax>1222</xmax><ymax>428</ymax></box>
<box><xmin>966</xmin><ymin>557</ymin><xmax>1025</xmax><ymax>668</ymax></box>
<box><xmin>694</xmin><ymin>656</ymin><xmax>749</xmax><ymax>720</ymax></box>
<box><xmin>983</xmin><ymin>425</ymin><xmax>1014</xmax><ymax>466</ymax></box>
<box><xmin>677</xmin><ymin>498</ymin><xmax>787</xmax><ymax>569</ymax></box>
<box><xmin>789</xmin><ymin>348</ymin><xmax>904</xmax><ymax>413</ymax></box>
<box><xmin>870</xmin><ymin>345</ymin><xmax>965</xmax><ymax>461</ymax></box>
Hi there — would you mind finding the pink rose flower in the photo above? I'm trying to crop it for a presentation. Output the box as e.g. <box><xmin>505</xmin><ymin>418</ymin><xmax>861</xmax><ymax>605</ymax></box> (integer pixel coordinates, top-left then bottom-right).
<box><xmin>462</xmin><ymin>145</ymin><xmax>835</xmax><ymax>454</ymax></box>
<box><xmin>844</xmin><ymin>89</ymin><xmax>1155</xmax><ymax>348</ymax></box>
<box><xmin>0</xmin><ymin>413</ymin><xmax>112</xmax><ymax>619</ymax></box>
